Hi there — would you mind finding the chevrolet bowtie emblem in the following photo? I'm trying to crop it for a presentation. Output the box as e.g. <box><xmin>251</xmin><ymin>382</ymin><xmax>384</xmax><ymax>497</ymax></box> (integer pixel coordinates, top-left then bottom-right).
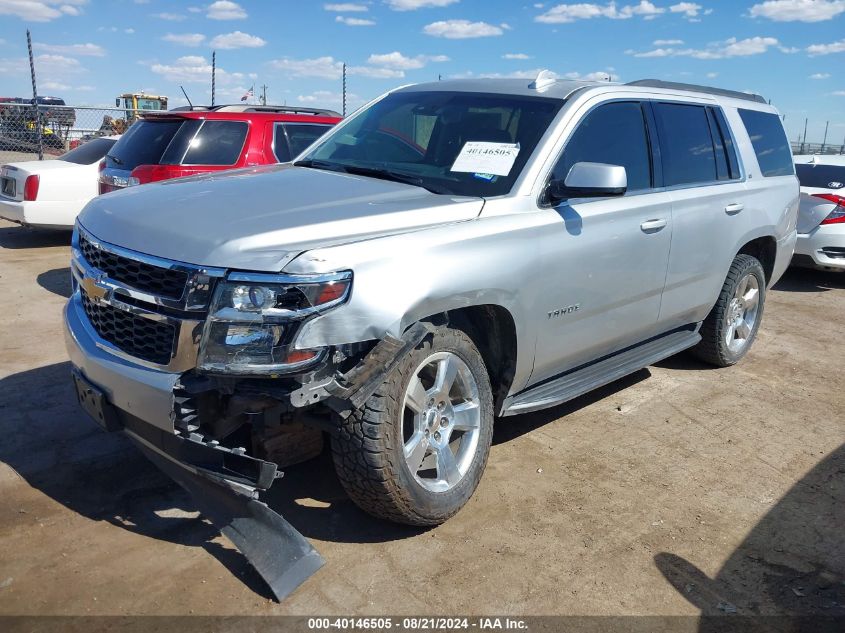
<box><xmin>81</xmin><ymin>273</ymin><xmax>110</xmax><ymax>302</ymax></box>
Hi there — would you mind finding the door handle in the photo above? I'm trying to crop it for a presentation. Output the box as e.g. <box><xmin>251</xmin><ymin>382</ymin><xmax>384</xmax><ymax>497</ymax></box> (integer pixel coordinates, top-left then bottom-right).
<box><xmin>640</xmin><ymin>218</ymin><xmax>667</xmax><ymax>233</ymax></box>
<box><xmin>725</xmin><ymin>203</ymin><xmax>744</xmax><ymax>215</ymax></box>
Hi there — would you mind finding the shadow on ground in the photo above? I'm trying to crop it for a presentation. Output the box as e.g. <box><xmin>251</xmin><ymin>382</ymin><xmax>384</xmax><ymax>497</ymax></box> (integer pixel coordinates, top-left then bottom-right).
<box><xmin>655</xmin><ymin>443</ymin><xmax>844</xmax><ymax>621</ymax></box>
<box><xmin>772</xmin><ymin>267</ymin><xmax>844</xmax><ymax>293</ymax></box>
<box><xmin>36</xmin><ymin>267</ymin><xmax>72</xmax><ymax>298</ymax></box>
<box><xmin>0</xmin><ymin>226</ymin><xmax>70</xmax><ymax>249</ymax></box>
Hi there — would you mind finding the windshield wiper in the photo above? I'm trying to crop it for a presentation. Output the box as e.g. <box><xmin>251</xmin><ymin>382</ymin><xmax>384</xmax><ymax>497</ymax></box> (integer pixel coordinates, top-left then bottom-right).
<box><xmin>292</xmin><ymin>158</ymin><xmax>344</xmax><ymax>172</ymax></box>
<box><xmin>339</xmin><ymin>165</ymin><xmax>449</xmax><ymax>195</ymax></box>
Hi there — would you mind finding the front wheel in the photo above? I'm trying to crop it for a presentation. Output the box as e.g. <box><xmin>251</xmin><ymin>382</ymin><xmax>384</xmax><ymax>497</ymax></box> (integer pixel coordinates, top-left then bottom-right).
<box><xmin>692</xmin><ymin>254</ymin><xmax>766</xmax><ymax>367</ymax></box>
<box><xmin>331</xmin><ymin>325</ymin><xmax>494</xmax><ymax>526</ymax></box>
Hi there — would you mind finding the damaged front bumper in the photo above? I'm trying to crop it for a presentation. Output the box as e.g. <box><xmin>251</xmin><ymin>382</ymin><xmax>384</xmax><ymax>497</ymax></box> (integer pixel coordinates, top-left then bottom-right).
<box><xmin>65</xmin><ymin>295</ymin><xmax>432</xmax><ymax>600</ymax></box>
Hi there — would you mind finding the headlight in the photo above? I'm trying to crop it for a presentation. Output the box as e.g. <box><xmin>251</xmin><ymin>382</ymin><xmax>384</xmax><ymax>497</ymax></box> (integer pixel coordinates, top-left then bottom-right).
<box><xmin>197</xmin><ymin>270</ymin><xmax>352</xmax><ymax>375</ymax></box>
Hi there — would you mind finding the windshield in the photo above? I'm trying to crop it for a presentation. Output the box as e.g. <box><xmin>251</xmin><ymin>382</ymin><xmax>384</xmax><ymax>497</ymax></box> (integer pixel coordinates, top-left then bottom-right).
<box><xmin>60</xmin><ymin>137</ymin><xmax>117</xmax><ymax>165</ymax></box>
<box><xmin>299</xmin><ymin>90</ymin><xmax>563</xmax><ymax>197</ymax></box>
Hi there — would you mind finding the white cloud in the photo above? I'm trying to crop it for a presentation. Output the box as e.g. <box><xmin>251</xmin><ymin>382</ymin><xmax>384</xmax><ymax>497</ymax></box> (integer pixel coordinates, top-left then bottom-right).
<box><xmin>271</xmin><ymin>55</ymin><xmax>408</xmax><ymax>80</ymax></box>
<box><xmin>162</xmin><ymin>33</ymin><xmax>206</xmax><ymax>46</ymax></box>
<box><xmin>42</xmin><ymin>80</ymin><xmax>70</xmax><ymax>90</ymax></box>
<box><xmin>386</xmin><ymin>0</ymin><xmax>459</xmax><ymax>9</ymax></box>
<box><xmin>0</xmin><ymin>0</ymin><xmax>86</xmax><ymax>22</ymax></box>
<box><xmin>150</xmin><ymin>55</ymin><xmax>244</xmax><ymax>84</ymax></box>
<box><xmin>706</xmin><ymin>72</ymin><xmax>718</xmax><ymax>78</ymax></box>
<box><xmin>324</xmin><ymin>2</ymin><xmax>368</xmax><ymax>10</ymax></box>
<box><xmin>367</xmin><ymin>51</ymin><xmax>449</xmax><ymax>69</ymax></box>
<box><xmin>451</xmin><ymin>68</ymin><xmax>619</xmax><ymax>81</ymax></box>
<box><xmin>536</xmin><ymin>1</ymin><xmax>709</xmax><ymax>22</ymax></box>
<box><xmin>209</xmin><ymin>31</ymin><xmax>266</xmax><ymax>49</ymax></box>
<box><xmin>832</xmin><ymin>90</ymin><xmax>845</xmax><ymax>96</ymax></box>
<box><xmin>207</xmin><ymin>0</ymin><xmax>247</xmax><ymax>20</ymax></box>
<box><xmin>669</xmin><ymin>2</ymin><xmax>708</xmax><ymax>18</ymax></box>
<box><xmin>503</xmin><ymin>53</ymin><xmax>532</xmax><ymax>59</ymax></box>
<box><xmin>807</xmin><ymin>38</ymin><xmax>845</xmax><ymax>56</ymax></box>
<box><xmin>34</xmin><ymin>42</ymin><xmax>104</xmax><ymax>56</ymax></box>
<box><xmin>654</xmin><ymin>39</ymin><xmax>683</xmax><ymax>45</ymax></box>
<box><xmin>336</xmin><ymin>15</ymin><xmax>376</xmax><ymax>25</ymax></box>
<box><xmin>630</xmin><ymin>36</ymin><xmax>783</xmax><ymax>59</ymax></box>
<box><xmin>154</xmin><ymin>12</ymin><xmax>185</xmax><ymax>20</ymax></box>
<box><xmin>749</xmin><ymin>0</ymin><xmax>845</xmax><ymax>22</ymax></box>
<box><xmin>423</xmin><ymin>20</ymin><xmax>504</xmax><ymax>38</ymax></box>
<box><xmin>809</xmin><ymin>72</ymin><xmax>831</xmax><ymax>79</ymax></box>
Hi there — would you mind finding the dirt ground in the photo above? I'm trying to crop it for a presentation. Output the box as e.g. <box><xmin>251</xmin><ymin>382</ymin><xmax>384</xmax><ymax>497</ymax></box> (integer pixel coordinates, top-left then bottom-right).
<box><xmin>0</xmin><ymin>217</ymin><xmax>842</xmax><ymax>617</ymax></box>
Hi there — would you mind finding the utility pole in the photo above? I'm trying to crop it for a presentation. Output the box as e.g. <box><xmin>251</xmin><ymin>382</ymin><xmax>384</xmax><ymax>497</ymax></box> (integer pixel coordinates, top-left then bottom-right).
<box><xmin>261</xmin><ymin>84</ymin><xmax>267</xmax><ymax>106</ymax></box>
<box><xmin>342</xmin><ymin>63</ymin><xmax>347</xmax><ymax>117</ymax></box>
<box><xmin>211</xmin><ymin>51</ymin><xmax>216</xmax><ymax>107</ymax></box>
<box><xmin>822</xmin><ymin>120</ymin><xmax>829</xmax><ymax>152</ymax></box>
<box><xmin>802</xmin><ymin>118</ymin><xmax>808</xmax><ymax>145</ymax></box>
<box><xmin>26</xmin><ymin>29</ymin><xmax>43</xmax><ymax>160</ymax></box>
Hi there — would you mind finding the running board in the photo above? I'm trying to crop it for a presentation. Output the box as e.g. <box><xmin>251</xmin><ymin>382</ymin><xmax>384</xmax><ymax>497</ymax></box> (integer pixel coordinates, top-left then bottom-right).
<box><xmin>503</xmin><ymin>328</ymin><xmax>701</xmax><ymax>416</ymax></box>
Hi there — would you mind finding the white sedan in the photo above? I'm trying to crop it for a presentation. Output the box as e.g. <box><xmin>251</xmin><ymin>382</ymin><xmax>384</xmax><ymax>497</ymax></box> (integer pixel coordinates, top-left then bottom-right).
<box><xmin>0</xmin><ymin>136</ymin><xmax>119</xmax><ymax>229</ymax></box>
<box><xmin>793</xmin><ymin>154</ymin><xmax>845</xmax><ymax>272</ymax></box>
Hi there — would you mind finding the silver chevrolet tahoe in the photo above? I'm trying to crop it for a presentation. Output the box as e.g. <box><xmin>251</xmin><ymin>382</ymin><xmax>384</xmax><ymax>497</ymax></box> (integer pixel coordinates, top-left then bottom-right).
<box><xmin>64</xmin><ymin>76</ymin><xmax>798</xmax><ymax>592</ymax></box>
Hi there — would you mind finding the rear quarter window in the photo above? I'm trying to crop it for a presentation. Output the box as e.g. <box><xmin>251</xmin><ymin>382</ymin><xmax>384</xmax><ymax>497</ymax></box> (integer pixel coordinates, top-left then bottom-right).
<box><xmin>738</xmin><ymin>109</ymin><xmax>794</xmax><ymax>177</ymax></box>
<box><xmin>181</xmin><ymin>120</ymin><xmax>248</xmax><ymax>165</ymax></box>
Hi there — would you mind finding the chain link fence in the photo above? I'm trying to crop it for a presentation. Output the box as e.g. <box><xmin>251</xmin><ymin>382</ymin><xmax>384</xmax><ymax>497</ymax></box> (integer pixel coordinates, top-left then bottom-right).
<box><xmin>790</xmin><ymin>141</ymin><xmax>845</xmax><ymax>156</ymax></box>
<box><xmin>0</xmin><ymin>103</ymin><xmax>152</xmax><ymax>164</ymax></box>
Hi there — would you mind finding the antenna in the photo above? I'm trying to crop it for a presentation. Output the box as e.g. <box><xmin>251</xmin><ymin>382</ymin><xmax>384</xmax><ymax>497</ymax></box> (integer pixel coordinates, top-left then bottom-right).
<box><xmin>180</xmin><ymin>85</ymin><xmax>194</xmax><ymax>109</ymax></box>
<box><xmin>529</xmin><ymin>69</ymin><xmax>557</xmax><ymax>91</ymax></box>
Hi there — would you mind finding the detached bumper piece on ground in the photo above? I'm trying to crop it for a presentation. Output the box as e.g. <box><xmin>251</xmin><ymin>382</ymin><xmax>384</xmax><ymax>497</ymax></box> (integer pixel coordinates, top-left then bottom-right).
<box><xmin>72</xmin><ymin>367</ymin><xmax>325</xmax><ymax>602</ymax></box>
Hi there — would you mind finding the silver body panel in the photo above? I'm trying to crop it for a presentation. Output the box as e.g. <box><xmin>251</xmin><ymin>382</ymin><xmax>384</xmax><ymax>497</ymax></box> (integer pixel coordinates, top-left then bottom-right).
<box><xmin>67</xmin><ymin>78</ymin><xmax>799</xmax><ymax>425</ymax></box>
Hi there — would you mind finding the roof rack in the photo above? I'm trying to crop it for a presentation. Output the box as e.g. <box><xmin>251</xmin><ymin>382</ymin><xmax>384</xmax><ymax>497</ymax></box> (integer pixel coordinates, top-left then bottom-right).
<box><xmin>625</xmin><ymin>79</ymin><xmax>767</xmax><ymax>104</ymax></box>
<box><xmin>161</xmin><ymin>104</ymin><xmax>342</xmax><ymax>116</ymax></box>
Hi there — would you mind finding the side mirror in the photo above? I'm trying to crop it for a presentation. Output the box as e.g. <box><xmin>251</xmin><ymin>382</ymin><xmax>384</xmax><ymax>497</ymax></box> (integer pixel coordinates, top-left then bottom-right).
<box><xmin>547</xmin><ymin>162</ymin><xmax>627</xmax><ymax>204</ymax></box>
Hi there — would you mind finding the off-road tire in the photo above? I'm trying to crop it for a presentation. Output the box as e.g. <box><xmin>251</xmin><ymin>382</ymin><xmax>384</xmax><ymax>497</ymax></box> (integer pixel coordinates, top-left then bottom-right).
<box><xmin>692</xmin><ymin>254</ymin><xmax>766</xmax><ymax>367</ymax></box>
<box><xmin>331</xmin><ymin>325</ymin><xmax>494</xmax><ymax>526</ymax></box>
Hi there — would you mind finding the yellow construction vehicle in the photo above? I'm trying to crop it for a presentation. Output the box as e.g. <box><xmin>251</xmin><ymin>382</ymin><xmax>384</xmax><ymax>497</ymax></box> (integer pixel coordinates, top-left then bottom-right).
<box><xmin>115</xmin><ymin>93</ymin><xmax>168</xmax><ymax>123</ymax></box>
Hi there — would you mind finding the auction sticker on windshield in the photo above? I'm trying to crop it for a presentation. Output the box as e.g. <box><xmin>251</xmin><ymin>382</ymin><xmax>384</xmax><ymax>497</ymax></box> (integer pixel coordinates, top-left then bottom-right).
<box><xmin>450</xmin><ymin>141</ymin><xmax>520</xmax><ymax>177</ymax></box>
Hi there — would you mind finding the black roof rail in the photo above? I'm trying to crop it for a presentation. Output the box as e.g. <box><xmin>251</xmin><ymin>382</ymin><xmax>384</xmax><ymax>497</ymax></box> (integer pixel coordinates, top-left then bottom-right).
<box><xmin>209</xmin><ymin>104</ymin><xmax>342</xmax><ymax>116</ymax></box>
<box><xmin>625</xmin><ymin>79</ymin><xmax>767</xmax><ymax>104</ymax></box>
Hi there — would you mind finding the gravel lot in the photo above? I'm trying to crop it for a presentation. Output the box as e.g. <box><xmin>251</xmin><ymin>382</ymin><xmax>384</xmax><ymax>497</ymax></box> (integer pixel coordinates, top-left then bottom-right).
<box><xmin>0</xmin><ymin>217</ymin><xmax>842</xmax><ymax>617</ymax></box>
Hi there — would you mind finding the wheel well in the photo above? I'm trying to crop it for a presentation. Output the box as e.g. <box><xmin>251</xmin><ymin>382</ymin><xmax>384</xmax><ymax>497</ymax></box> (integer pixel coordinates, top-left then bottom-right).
<box><xmin>423</xmin><ymin>305</ymin><xmax>517</xmax><ymax>415</ymax></box>
<box><xmin>738</xmin><ymin>236</ymin><xmax>776</xmax><ymax>283</ymax></box>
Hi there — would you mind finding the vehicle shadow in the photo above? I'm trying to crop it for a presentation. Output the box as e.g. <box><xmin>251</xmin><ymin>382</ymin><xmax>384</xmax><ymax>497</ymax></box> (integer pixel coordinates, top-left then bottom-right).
<box><xmin>0</xmin><ymin>361</ymin><xmax>273</xmax><ymax>599</ymax></box>
<box><xmin>36</xmin><ymin>266</ymin><xmax>72</xmax><ymax>298</ymax></box>
<box><xmin>0</xmin><ymin>225</ymin><xmax>70</xmax><ymax>249</ymax></box>
<box><xmin>654</xmin><ymin>443</ymin><xmax>844</xmax><ymax>624</ymax></box>
<box><xmin>772</xmin><ymin>267</ymin><xmax>844</xmax><ymax>293</ymax></box>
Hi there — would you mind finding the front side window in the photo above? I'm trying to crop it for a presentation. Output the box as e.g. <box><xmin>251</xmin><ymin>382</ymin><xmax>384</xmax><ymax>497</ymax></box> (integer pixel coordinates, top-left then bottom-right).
<box><xmin>738</xmin><ymin>109</ymin><xmax>795</xmax><ymax>177</ymax></box>
<box><xmin>654</xmin><ymin>103</ymin><xmax>718</xmax><ymax>186</ymax></box>
<box><xmin>181</xmin><ymin>120</ymin><xmax>248</xmax><ymax>165</ymax></box>
<box><xmin>273</xmin><ymin>123</ymin><xmax>333</xmax><ymax>162</ymax></box>
<box><xmin>550</xmin><ymin>101</ymin><xmax>652</xmax><ymax>194</ymax></box>
<box><xmin>300</xmin><ymin>91</ymin><xmax>564</xmax><ymax>197</ymax></box>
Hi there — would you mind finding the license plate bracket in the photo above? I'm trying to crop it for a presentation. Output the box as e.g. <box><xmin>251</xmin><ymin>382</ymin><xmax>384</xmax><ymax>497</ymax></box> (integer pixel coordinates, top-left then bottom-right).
<box><xmin>72</xmin><ymin>369</ymin><xmax>121</xmax><ymax>432</ymax></box>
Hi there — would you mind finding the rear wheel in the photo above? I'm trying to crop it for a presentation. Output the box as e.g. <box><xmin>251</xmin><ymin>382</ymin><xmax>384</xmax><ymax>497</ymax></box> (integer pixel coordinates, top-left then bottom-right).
<box><xmin>692</xmin><ymin>254</ymin><xmax>766</xmax><ymax>367</ymax></box>
<box><xmin>331</xmin><ymin>325</ymin><xmax>494</xmax><ymax>526</ymax></box>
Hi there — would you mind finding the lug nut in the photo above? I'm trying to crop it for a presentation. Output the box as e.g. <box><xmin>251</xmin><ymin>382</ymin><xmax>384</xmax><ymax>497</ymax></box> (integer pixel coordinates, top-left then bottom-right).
<box><xmin>441</xmin><ymin>417</ymin><xmax>449</xmax><ymax>427</ymax></box>
<box><xmin>437</xmin><ymin>401</ymin><xmax>445</xmax><ymax>409</ymax></box>
<box><xmin>425</xmin><ymin>429</ymin><xmax>430</xmax><ymax>438</ymax></box>
<box><xmin>434</xmin><ymin>432</ymin><xmax>441</xmax><ymax>441</ymax></box>
<box><xmin>428</xmin><ymin>398</ymin><xmax>435</xmax><ymax>407</ymax></box>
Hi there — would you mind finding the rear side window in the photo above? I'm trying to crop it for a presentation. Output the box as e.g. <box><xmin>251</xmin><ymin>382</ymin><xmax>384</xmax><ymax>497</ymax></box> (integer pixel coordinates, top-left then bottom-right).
<box><xmin>552</xmin><ymin>101</ymin><xmax>652</xmax><ymax>192</ymax></box>
<box><xmin>59</xmin><ymin>137</ymin><xmax>117</xmax><ymax>165</ymax></box>
<box><xmin>654</xmin><ymin>103</ymin><xmax>718</xmax><ymax>186</ymax></box>
<box><xmin>182</xmin><ymin>120</ymin><xmax>247</xmax><ymax>165</ymax></box>
<box><xmin>274</xmin><ymin>123</ymin><xmax>332</xmax><ymax>162</ymax></box>
<box><xmin>738</xmin><ymin>109</ymin><xmax>794</xmax><ymax>177</ymax></box>
<box><xmin>795</xmin><ymin>164</ymin><xmax>845</xmax><ymax>190</ymax></box>
<box><xmin>105</xmin><ymin>119</ymin><xmax>184</xmax><ymax>170</ymax></box>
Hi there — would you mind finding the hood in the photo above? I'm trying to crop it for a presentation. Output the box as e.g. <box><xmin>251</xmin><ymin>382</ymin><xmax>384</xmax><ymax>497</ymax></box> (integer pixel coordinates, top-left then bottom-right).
<box><xmin>78</xmin><ymin>164</ymin><xmax>484</xmax><ymax>272</ymax></box>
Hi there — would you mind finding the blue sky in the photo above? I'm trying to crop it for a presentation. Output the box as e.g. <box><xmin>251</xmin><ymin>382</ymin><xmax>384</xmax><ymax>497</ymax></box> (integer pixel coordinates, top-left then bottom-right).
<box><xmin>0</xmin><ymin>0</ymin><xmax>843</xmax><ymax>143</ymax></box>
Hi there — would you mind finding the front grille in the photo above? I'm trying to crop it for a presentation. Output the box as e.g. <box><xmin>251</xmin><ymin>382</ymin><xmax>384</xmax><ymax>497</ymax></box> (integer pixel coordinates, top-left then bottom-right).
<box><xmin>81</xmin><ymin>292</ymin><xmax>176</xmax><ymax>365</ymax></box>
<box><xmin>79</xmin><ymin>232</ymin><xmax>188</xmax><ymax>300</ymax></box>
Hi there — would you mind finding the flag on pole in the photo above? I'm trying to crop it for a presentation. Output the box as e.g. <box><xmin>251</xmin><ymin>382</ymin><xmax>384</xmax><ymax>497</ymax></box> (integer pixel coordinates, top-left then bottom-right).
<box><xmin>241</xmin><ymin>86</ymin><xmax>254</xmax><ymax>102</ymax></box>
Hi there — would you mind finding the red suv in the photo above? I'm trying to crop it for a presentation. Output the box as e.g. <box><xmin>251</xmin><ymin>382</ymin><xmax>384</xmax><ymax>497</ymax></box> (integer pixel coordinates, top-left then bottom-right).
<box><xmin>99</xmin><ymin>105</ymin><xmax>341</xmax><ymax>194</ymax></box>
